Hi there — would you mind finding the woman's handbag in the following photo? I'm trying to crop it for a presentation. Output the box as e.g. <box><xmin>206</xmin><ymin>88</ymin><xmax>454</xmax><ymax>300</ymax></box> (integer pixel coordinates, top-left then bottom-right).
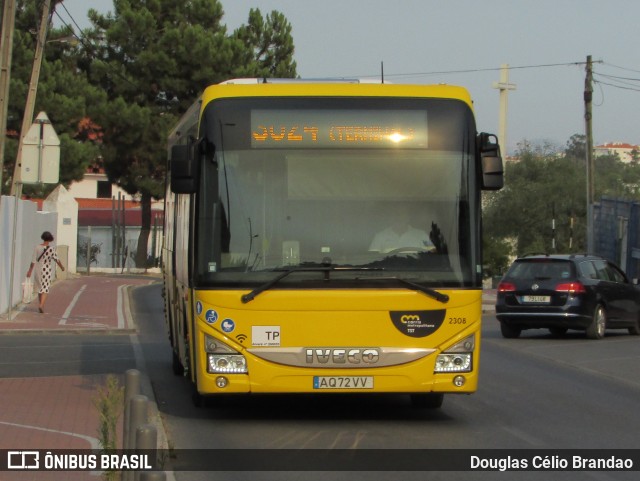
<box><xmin>22</xmin><ymin>277</ymin><xmax>35</xmax><ymax>303</ymax></box>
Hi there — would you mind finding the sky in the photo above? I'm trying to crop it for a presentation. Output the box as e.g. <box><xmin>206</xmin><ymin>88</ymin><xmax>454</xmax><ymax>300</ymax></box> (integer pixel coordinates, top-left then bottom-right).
<box><xmin>54</xmin><ymin>0</ymin><xmax>640</xmax><ymax>155</ymax></box>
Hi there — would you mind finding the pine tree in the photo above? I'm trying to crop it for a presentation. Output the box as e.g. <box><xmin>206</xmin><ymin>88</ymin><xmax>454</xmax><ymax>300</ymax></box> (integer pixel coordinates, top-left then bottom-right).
<box><xmin>82</xmin><ymin>0</ymin><xmax>297</xmax><ymax>266</ymax></box>
<box><xmin>1</xmin><ymin>0</ymin><xmax>103</xmax><ymax>196</ymax></box>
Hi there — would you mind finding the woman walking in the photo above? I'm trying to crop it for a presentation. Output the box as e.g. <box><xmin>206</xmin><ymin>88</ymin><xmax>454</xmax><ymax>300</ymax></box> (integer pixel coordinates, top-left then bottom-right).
<box><xmin>26</xmin><ymin>231</ymin><xmax>65</xmax><ymax>313</ymax></box>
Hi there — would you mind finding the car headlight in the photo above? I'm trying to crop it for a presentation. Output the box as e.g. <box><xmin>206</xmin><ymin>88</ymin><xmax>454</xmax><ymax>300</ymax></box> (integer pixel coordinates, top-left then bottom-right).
<box><xmin>204</xmin><ymin>334</ymin><xmax>247</xmax><ymax>374</ymax></box>
<box><xmin>434</xmin><ymin>334</ymin><xmax>474</xmax><ymax>373</ymax></box>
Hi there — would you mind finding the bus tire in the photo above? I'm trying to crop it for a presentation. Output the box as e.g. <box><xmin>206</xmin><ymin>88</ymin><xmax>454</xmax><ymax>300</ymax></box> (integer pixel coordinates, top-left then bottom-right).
<box><xmin>172</xmin><ymin>350</ymin><xmax>184</xmax><ymax>376</ymax></box>
<box><xmin>410</xmin><ymin>393</ymin><xmax>444</xmax><ymax>409</ymax></box>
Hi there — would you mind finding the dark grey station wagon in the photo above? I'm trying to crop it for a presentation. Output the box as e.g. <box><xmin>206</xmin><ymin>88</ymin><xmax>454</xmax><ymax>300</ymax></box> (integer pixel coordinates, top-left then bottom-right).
<box><xmin>496</xmin><ymin>254</ymin><xmax>640</xmax><ymax>339</ymax></box>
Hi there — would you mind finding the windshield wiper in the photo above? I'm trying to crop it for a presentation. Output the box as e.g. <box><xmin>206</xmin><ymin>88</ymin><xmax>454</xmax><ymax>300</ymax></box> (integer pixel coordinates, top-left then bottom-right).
<box><xmin>241</xmin><ymin>266</ymin><xmax>383</xmax><ymax>304</ymax></box>
<box><xmin>355</xmin><ymin>276</ymin><xmax>449</xmax><ymax>304</ymax></box>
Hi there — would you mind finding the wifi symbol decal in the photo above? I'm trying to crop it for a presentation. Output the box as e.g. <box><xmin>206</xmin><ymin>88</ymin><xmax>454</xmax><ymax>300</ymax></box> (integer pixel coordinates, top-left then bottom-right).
<box><xmin>236</xmin><ymin>334</ymin><xmax>247</xmax><ymax>344</ymax></box>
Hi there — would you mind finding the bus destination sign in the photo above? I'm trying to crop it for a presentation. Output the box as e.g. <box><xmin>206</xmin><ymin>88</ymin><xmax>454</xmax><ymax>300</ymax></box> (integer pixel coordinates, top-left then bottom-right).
<box><xmin>251</xmin><ymin>110</ymin><xmax>428</xmax><ymax>149</ymax></box>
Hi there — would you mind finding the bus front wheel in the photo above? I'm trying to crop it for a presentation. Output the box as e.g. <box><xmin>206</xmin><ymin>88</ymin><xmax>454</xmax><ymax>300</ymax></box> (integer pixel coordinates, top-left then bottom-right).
<box><xmin>410</xmin><ymin>393</ymin><xmax>444</xmax><ymax>409</ymax></box>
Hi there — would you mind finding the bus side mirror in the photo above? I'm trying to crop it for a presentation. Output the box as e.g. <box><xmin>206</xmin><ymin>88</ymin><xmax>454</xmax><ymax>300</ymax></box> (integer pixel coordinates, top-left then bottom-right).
<box><xmin>170</xmin><ymin>140</ymin><xmax>199</xmax><ymax>194</ymax></box>
<box><xmin>478</xmin><ymin>133</ymin><xmax>504</xmax><ymax>191</ymax></box>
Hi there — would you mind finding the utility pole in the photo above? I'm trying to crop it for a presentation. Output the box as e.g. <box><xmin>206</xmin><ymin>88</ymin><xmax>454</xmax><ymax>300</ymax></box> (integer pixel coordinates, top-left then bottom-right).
<box><xmin>492</xmin><ymin>64</ymin><xmax>516</xmax><ymax>155</ymax></box>
<box><xmin>0</xmin><ymin>0</ymin><xmax>17</xmax><ymax>195</ymax></box>
<box><xmin>9</xmin><ymin>0</ymin><xmax>53</xmax><ymax>195</ymax></box>
<box><xmin>584</xmin><ymin>55</ymin><xmax>594</xmax><ymax>253</ymax></box>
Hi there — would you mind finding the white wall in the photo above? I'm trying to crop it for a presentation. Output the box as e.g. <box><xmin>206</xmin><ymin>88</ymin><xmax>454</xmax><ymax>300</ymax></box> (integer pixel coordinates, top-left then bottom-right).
<box><xmin>0</xmin><ymin>196</ymin><xmax>58</xmax><ymax>315</ymax></box>
<box><xmin>43</xmin><ymin>185</ymin><xmax>78</xmax><ymax>274</ymax></box>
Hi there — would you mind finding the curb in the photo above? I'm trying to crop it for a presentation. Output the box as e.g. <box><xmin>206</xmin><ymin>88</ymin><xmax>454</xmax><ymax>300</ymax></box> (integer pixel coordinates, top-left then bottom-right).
<box><xmin>0</xmin><ymin>328</ymin><xmax>137</xmax><ymax>335</ymax></box>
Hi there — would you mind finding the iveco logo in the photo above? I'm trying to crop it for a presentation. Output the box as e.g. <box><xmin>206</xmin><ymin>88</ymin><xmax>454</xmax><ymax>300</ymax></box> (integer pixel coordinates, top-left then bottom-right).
<box><xmin>400</xmin><ymin>314</ymin><xmax>421</xmax><ymax>323</ymax></box>
<box><xmin>305</xmin><ymin>348</ymin><xmax>380</xmax><ymax>365</ymax></box>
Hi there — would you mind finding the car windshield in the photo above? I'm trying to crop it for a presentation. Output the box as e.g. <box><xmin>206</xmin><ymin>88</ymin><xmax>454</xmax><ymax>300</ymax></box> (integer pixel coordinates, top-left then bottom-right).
<box><xmin>509</xmin><ymin>260</ymin><xmax>574</xmax><ymax>280</ymax></box>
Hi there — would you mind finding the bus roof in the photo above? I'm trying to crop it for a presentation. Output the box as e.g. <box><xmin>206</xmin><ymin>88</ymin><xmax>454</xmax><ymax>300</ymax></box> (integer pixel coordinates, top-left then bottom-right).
<box><xmin>201</xmin><ymin>79</ymin><xmax>474</xmax><ymax>111</ymax></box>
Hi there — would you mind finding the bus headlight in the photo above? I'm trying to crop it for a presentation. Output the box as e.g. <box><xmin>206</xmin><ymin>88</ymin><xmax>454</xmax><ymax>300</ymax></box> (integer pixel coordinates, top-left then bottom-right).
<box><xmin>434</xmin><ymin>334</ymin><xmax>474</xmax><ymax>373</ymax></box>
<box><xmin>208</xmin><ymin>355</ymin><xmax>247</xmax><ymax>374</ymax></box>
<box><xmin>205</xmin><ymin>334</ymin><xmax>248</xmax><ymax>374</ymax></box>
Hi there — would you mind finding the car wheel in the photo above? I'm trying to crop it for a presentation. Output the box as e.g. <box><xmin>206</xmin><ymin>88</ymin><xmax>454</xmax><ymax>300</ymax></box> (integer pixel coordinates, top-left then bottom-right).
<box><xmin>410</xmin><ymin>393</ymin><xmax>444</xmax><ymax>409</ymax></box>
<box><xmin>500</xmin><ymin>322</ymin><xmax>522</xmax><ymax>339</ymax></box>
<box><xmin>549</xmin><ymin>327</ymin><xmax>568</xmax><ymax>337</ymax></box>
<box><xmin>586</xmin><ymin>304</ymin><xmax>606</xmax><ymax>340</ymax></box>
<box><xmin>629</xmin><ymin>315</ymin><xmax>640</xmax><ymax>336</ymax></box>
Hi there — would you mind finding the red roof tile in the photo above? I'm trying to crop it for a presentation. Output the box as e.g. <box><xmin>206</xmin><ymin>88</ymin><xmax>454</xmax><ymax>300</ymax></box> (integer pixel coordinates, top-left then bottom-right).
<box><xmin>595</xmin><ymin>143</ymin><xmax>639</xmax><ymax>149</ymax></box>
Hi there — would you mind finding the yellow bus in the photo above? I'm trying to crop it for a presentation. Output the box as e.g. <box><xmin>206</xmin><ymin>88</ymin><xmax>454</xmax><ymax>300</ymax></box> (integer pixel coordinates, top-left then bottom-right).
<box><xmin>163</xmin><ymin>79</ymin><xmax>503</xmax><ymax>408</ymax></box>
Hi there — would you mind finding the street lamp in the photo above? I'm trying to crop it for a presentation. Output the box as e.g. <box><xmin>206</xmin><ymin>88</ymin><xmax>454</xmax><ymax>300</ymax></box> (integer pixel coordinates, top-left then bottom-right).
<box><xmin>46</xmin><ymin>34</ymin><xmax>80</xmax><ymax>47</ymax></box>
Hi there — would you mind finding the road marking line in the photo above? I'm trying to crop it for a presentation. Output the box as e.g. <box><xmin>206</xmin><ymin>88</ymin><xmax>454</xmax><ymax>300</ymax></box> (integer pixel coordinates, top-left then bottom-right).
<box><xmin>58</xmin><ymin>284</ymin><xmax>87</xmax><ymax>326</ymax></box>
<box><xmin>0</xmin><ymin>420</ymin><xmax>100</xmax><ymax>449</ymax></box>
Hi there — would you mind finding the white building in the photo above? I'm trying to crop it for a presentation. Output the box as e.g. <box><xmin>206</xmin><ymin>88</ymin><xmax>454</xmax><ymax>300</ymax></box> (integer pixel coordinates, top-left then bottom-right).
<box><xmin>66</xmin><ymin>163</ymin><xmax>134</xmax><ymax>200</ymax></box>
<box><xmin>594</xmin><ymin>142</ymin><xmax>640</xmax><ymax>163</ymax></box>
<box><xmin>64</xmin><ymin>165</ymin><xmax>164</xmax><ymax>272</ymax></box>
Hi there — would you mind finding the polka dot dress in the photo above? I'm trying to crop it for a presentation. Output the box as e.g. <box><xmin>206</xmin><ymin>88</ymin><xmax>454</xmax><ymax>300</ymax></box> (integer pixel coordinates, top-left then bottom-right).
<box><xmin>31</xmin><ymin>244</ymin><xmax>59</xmax><ymax>294</ymax></box>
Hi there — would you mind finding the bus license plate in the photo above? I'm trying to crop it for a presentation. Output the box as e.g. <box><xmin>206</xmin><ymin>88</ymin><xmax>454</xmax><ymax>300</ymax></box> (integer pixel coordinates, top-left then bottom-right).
<box><xmin>522</xmin><ymin>295</ymin><xmax>550</xmax><ymax>303</ymax></box>
<box><xmin>313</xmin><ymin>376</ymin><xmax>374</xmax><ymax>390</ymax></box>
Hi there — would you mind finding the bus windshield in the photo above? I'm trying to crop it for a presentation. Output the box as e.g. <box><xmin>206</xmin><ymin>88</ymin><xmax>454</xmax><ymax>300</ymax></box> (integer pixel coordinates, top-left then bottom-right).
<box><xmin>194</xmin><ymin>97</ymin><xmax>478</xmax><ymax>289</ymax></box>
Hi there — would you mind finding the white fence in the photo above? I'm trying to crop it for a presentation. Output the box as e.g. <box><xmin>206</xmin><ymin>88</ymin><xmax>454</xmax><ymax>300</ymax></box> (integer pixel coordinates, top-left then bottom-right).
<box><xmin>0</xmin><ymin>196</ymin><xmax>59</xmax><ymax>316</ymax></box>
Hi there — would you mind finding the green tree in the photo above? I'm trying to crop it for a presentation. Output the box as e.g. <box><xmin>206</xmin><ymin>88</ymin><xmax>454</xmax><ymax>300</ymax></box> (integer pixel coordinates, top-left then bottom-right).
<box><xmin>482</xmin><ymin>234</ymin><xmax>512</xmax><ymax>279</ymax></box>
<box><xmin>1</xmin><ymin>0</ymin><xmax>103</xmax><ymax>196</ymax></box>
<box><xmin>233</xmin><ymin>9</ymin><xmax>297</xmax><ymax>78</ymax></box>
<box><xmin>484</xmin><ymin>141</ymin><xmax>581</xmax><ymax>255</ymax></box>
<box><xmin>484</xmin><ymin>135</ymin><xmax>640</xmax><ymax>258</ymax></box>
<box><xmin>82</xmin><ymin>0</ymin><xmax>297</xmax><ymax>266</ymax></box>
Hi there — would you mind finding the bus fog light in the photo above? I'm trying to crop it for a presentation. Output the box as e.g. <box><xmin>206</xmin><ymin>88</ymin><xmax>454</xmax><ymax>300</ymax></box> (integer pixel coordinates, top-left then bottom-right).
<box><xmin>216</xmin><ymin>376</ymin><xmax>228</xmax><ymax>388</ymax></box>
<box><xmin>207</xmin><ymin>354</ymin><xmax>247</xmax><ymax>374</ymax></box>
<box><xmin>453</xmin><ymin>375</ymin><xmax>466</xmax><ymax>387</ymax></box>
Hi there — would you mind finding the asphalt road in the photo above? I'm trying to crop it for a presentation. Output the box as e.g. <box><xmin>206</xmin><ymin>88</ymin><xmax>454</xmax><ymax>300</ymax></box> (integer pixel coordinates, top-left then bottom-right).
<box><xmin>2</xmin><ymin>283</ymin><xmax>639</xmax><ymax>481</ymax></box>
<box><xmin>128</xmin><ymin>283</ymin><xmax>640</xmax><ymax>480</ymax></box>
<box><xmin>0</xmin><ymin>334</ymin><xmax>137</xmax><ymax>378</ymax></box>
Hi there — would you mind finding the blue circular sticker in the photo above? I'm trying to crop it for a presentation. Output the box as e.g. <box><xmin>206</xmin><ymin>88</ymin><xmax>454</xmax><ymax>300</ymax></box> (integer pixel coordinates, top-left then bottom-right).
<box><xmin>195</xmin><ymin>301</ymin><xmax>203</xmax><ymax>315</ymax></box>
<box><xmin>205</xmin><ymin>309</ymin><xmax>218</xmax><ymax>324</ymax></box>
<box><xmin>221</xmin><ymin>319</ymin><xmax>235</xmax><ymax>333</ymax></box>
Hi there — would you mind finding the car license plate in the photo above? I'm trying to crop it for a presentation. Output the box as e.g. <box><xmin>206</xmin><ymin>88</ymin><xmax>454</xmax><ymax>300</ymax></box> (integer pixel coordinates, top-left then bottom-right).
<box><xmin>522</xmin><ymin>295</ymin><xmax>551</xmax><ymax>303</ymax></box>
<box><xmin>313</xmin><ymin>376</ymin><xmax>374</xmax><ymax>389</ymax></box>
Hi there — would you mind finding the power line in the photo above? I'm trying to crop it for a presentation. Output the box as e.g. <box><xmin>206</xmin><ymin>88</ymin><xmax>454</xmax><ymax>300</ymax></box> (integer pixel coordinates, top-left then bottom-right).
<box><xmin>52</xmin><ymin>9</ymin><xmax>140</xmax><ymax>90</ymax></box>
<box><xmin>601</xmin><ymin>62</ymin><xmax>640</xmax><ymax>75</ymax></box>
<box><xmin>355</xmin><ymin>60</ymin><xmax>593</xmax><ymax>80</ymax></box>
<box><xmin>594</xmin><ymin>71</ymin><xmax>640</xmax><ymax>84</ymax></box>
<box><xmin>593</xmin><ymin>67</ymin><xmax>640</xmax><ymax>93</ymax></box>
<box><xmin>57</xmin><ymin>1</ymin><xmax>85</xmax><ymax>36</ymax></box>
<box><xmin>593</xmin><ymin>78</ymin><xmax>640</xmax><ymax>93</ymax></box>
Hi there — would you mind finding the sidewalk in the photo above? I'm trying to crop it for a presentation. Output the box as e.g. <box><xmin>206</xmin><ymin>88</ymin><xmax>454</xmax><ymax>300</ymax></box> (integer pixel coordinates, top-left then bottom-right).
<box><xmin>483</xmin><ymin>288</ymin><xmax>497</xmax><ymax>313</ymax></box>
<box><xmin>1</xmin><ymin>274</ymin><xmax>156</xmax><ymax>332</ymax></box>
<box><xmin>0</xmin><ymin>274</ymin><xmax>162</xmax><ymax>480</ymax></box>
